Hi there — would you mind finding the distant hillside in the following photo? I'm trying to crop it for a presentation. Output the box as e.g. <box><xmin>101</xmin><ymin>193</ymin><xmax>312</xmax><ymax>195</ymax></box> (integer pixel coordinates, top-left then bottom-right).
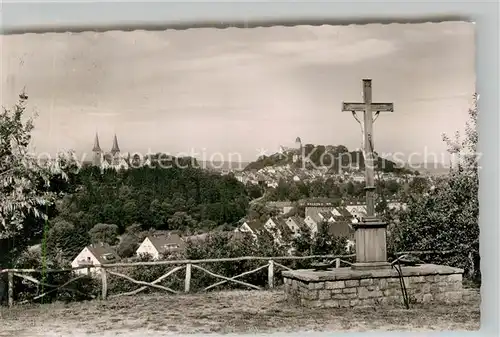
<box><xmin>200</xmin><ymin>161</ymin><xmax>250</xmax><ymax>171</ymax></box>
<box><xmin>81</xmin><ymin>153</ymin><xmax>200</xmax><ymax>168</ymax></box>
<box><xmin>243</xmin><ymin>144</ymin><xmax>412</xmax><ymax>174</ymax></box>
<box><xmin>411</xmin><ymin>162</ymin><xmax>451</xmax><ymax>176</ymax></box>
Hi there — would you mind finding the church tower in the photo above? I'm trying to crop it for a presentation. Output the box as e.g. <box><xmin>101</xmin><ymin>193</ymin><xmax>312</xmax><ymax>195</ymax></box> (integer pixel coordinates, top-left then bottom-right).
<box><xmin>110</xmin><ymin>134</ymin><xmax>121</xmax><ymax>165</ymax></box>
<box><xmin>92</xmin><ymin>132</ymin><xmax>102</xmax><ymax>166</ymax></box>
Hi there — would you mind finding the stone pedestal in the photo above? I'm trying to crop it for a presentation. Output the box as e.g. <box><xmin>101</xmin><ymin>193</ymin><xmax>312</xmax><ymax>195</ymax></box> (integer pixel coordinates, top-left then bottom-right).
<box><xmin>351</xmin><ymin>217</ymin><xmax>391</xmax><ymax>270</ymax></box>
<box><xmin>282</xmin><ymin>264</ymin><xmax>465</xmax><ymax>308</ymax></box>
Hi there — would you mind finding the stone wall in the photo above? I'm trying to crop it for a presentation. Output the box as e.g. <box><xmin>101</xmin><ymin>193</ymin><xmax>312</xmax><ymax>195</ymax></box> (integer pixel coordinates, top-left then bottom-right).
<box><xmin>284</xmin><ymin>271</ymin><xmax>464</xmax><ymax>308</ymax></box>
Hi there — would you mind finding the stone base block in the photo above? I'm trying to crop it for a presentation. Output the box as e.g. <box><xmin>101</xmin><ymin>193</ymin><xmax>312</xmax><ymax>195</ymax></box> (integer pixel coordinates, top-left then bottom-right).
<box><xmin>282</xmin><ymin>264</ymin><xmax>465</xmax><ymax>308</ymax></box>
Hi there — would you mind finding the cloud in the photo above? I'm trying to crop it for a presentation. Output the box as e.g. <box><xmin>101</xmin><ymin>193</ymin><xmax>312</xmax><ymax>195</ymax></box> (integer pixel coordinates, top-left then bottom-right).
<box><xmin>1</xmin><ymin>23</ymin><xmax>474</xmax><ymax>161</ymax></box>
<box><xmin>86</xmin><ymin>112</ymin><xmax>120</xmax><ymax>117</ymax></box>
<box><xmin>246</xmin><ymin>37</ymin><xmax>398</xmax><ymax>68</ymax></box>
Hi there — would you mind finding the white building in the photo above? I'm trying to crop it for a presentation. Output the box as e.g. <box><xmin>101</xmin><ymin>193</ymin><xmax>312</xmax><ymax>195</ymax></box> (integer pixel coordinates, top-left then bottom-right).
<box><xmin>136</xmin><ymin>233</ymin><xmax>185</xmax><ymax>260</ymax></box>
<box><xmin>285</xmin><ymin>216</ymin><xmax>307</xmax><ymax>236</ymax></box>
<box><xmin>71</xmin><ymin>243</ymin><xmax>120</xmax><ymax>277</ymax></box>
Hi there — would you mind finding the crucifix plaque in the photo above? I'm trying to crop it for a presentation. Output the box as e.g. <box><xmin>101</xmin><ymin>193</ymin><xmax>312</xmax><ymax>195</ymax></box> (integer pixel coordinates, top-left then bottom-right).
<box><xmin>342</xmin><ymin>79</ymin><xmax>394</xmax><ymax>270</ymax></box>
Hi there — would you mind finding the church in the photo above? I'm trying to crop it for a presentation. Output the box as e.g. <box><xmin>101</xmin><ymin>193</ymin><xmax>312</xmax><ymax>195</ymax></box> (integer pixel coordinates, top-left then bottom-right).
<box><xmin>91</xmin><ymin>133</ymin><xmax>130</xmax><ymax>171</ymax></box>
<box><xmin>91</xmin><ymin>133</ymin><xmax>152</xmax><ymax>171</ymax></box>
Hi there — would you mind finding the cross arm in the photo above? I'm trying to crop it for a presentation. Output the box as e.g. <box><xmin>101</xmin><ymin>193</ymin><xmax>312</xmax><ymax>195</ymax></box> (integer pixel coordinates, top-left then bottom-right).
<box><xmin>342</xmin><ymin>102</ymin><xmax>394</xmax><ymax>112</ymax></box>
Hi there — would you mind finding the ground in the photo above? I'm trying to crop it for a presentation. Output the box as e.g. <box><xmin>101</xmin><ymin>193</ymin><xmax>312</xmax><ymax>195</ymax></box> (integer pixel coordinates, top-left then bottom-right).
<box><xmin>0</xmin><ymin>288</ymin><xmax>480</xmax><ymax>336</ymax></box>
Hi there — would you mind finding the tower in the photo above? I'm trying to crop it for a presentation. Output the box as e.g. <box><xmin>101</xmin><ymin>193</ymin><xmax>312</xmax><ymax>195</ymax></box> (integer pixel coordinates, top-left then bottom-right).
<box><xmin>110</xmin><ymin>134</ymin><xmax>120</xmax><ymax>165</ymax></box>
<box><xmin>92</xmin><ymin>132</ymin><xmax>102</xmax><ymax>166</ymax></box>
<box><xmin>294</xmin><ymin>137</ymin><xmax>302</xmax><ymax>163</ymax></box>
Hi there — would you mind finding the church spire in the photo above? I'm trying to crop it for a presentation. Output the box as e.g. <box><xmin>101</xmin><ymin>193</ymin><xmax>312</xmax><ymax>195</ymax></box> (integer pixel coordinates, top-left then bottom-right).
<box><xmin>111</xmin><ymin>134</ymin><xmax>120</xmax><ymax>155</ymax></box>
<box><xmin>92</xmin><ymin>132</ymin><xmax>102</xmax><ymax>152</ymax></box>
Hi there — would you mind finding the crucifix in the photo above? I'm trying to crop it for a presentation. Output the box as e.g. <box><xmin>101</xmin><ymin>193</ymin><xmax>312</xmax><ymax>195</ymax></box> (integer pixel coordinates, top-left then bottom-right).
<box><xmin>342</xmin><ymin>79</ymin><xmax>394</xmax><ymax>270</ymax></box>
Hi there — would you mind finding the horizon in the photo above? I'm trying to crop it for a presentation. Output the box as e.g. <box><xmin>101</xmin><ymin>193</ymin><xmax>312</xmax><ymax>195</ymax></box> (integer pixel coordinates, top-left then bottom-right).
<box><xmin>1</xmin><ymin>22</ymin><xmax>475</xmax><ymax>163</ymax></box>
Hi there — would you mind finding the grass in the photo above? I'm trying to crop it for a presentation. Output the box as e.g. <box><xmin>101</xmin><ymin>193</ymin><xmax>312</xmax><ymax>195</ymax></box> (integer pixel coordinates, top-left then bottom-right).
<box><xmin>0</xmin><ymin>288</ymin><xmax>480</xmax><ymax>336</ymax></box>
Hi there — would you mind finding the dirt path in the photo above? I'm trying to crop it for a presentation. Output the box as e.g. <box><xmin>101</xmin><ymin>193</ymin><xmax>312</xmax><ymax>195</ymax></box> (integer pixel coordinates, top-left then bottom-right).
<box><xmin>1</xmin><ymin>289</ymin><xmax>480</xmax><ymax>336</ymax></box>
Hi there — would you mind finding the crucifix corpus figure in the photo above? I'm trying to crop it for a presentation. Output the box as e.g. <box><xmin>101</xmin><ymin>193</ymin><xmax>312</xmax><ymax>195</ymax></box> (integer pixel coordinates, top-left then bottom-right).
<box><xmin>342</xmin><ymin>79</ymin><xmax>394</xmax><ymax>270</ymax></box>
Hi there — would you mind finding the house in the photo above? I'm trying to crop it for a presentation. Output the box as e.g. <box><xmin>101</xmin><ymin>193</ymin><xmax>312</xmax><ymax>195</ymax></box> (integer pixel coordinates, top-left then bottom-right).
<box><xmin>136</xmin><ymin>233</ymin><xmax>185</xmax><ymax>260</ymax></box>
<box><xmin>264</xmin><ymin>217</ymin><xmax>292</xmax><ymax>244</ymax></box>
<box><xmin>304</xmin><ymin>211</ymin><xmax>324</xmax><ymax>235</ymax></box>
<box><xmin>71</xmin><ymin>243</ymin><xmax>120</xmax><ymax>276</ymax></box>
<box><xmin>334</xmin><ymin>206</ymin><xmax>355</xmax><ymax>221</ymax></box>
<box><xmin>318</xmin><ymin>211</ymin><xmax>335</xmax><ymax>223</ymax></box>
<box><xmin>285</xmin><ymin>216</ymin><xmax>307</xmax><ymax>235</ymax></box>
<box><xmin>236</xmin><ymin>220</ymin><xmax>265</xmax><ymax>239</ymax></box>
<box><xmin>345</xmin><ymin>204</ymin><xmax>367</xmax><ymax>218</ymax></box>
<box><xmin>304</xmin><ymin>203</ymin><xmax>337</xmax><ymax>220</ymax></box>
<box><xmin>266</xmin><ymin>201</ymin><xmax>294</xmax><ymax>214</ymax></box>
<box><xmin>264</xmin><ymin>217</ymin><xmax>283</xmax><ymax>231</ymax></box>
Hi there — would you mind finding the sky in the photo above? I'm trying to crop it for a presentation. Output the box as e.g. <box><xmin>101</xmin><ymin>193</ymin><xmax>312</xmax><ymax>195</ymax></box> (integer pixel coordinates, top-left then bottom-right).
<box><xmin>1</xmin><ymin>21</ymin><xmax>475</xmax><ymax>164</ymax></box>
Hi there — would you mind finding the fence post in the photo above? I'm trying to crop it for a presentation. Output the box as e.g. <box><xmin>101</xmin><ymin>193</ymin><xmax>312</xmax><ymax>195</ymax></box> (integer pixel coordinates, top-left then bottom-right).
<box><xmin>335</xmin><ymin>258</ymin><xmax>341</xmax><ymax>268</ymax></box>
<box><xmin>101</xmin><ymin>268</ymin><xmax>108</xmax><ymax>300</ymax></box>
<box><xmin>8</xmin><ymin>271</ymin><xmax>14</xmax><ymax>307</ymax></box>
<box><xmin>185</xmin><ymin>263</ymin><xmax>191</xmax><ymax>293</ymax></box>
<box><xmin>268</xmin><ymin>260</ymin><xmax>274</xmax><ymax>289</ymax></box>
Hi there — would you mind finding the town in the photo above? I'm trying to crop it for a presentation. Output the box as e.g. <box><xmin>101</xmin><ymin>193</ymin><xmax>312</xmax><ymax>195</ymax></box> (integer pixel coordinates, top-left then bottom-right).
<box><xmin>7</xmin><ymin>131</ymin><xmax>422</xmax><ymax>278</ymax></box>
<box><xmin>0</xmin><ymin>20</ymin><xmax>481</xmax><ymax>335</ymax></box>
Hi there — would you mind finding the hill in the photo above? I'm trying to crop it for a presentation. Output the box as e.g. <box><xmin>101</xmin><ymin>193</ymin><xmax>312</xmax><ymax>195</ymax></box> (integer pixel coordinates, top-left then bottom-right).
<box><xmin>55</xmin><ymin>162</ymin><xmax>250</xmax><ymax>234</ymax></box>
<box><xmin>243</xmin><ymin>144</ymin><xmax>412</xmax><ymax>174</ymax></box>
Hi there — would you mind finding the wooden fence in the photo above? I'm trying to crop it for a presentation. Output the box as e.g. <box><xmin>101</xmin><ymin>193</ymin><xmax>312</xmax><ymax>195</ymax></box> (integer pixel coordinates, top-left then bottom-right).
<box><xmin>0</xmin><ymin>249</ymin><xmax>470</xmax><ymax>308</ymax></box>
<box><xmin>1</xmin><ymin>254</ymin><xmax>357</xmax><ymax>307</ymax></box>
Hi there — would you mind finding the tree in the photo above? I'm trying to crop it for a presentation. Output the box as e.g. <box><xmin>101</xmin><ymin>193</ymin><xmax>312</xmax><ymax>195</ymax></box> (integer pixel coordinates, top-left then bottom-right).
<box><xmin>247</xmin><ymin>202</ymin><xmax>279</xmax><ymax>223</ymax></box>
<box><xmin>1</xmin><ymin>93</ymin><xmax>77</xmax><ymax>269</ymax></box>
<box><xmin>117</xmin><ymin>233</ymin><xmax>141</xmax><ymax>258</ymax></box>
<box><xmin>0</xmin><ymin>93</ymin><xmax>67</xmax><ymax>239</ymax></box>
<box><xmin>390</xmin><ymin>94</ymin><xmax>479</xmax><ymax>281</ymax></box>
<box><xmin>89</xmin><ymin>223</ymin><xmax>119</xmax><ymax>245</ymax></box>
<box><xmin>246</xmin><ymin>182</ymin><xmax>263</xmax><ymax>199</ymax></box>
<box><xmin>167</xmin><ymin>212</ymin><xmax>197</xmax><ymax>231</ymax></box>
<box><xmin>442</xmin><ymin>93</ymin><xmax>479</xmax><ymax>174</ymax></box>
<box><xmin>46</xmin><ymin>218</ymin><xmax>89</xmax><ymax>263</ymax></box>
<box><xmin>311</xmin><ymin>222</ymin><xmax>347</xmax><ymax>256</ymax></box>
<box><xmin>408</xmin><ymin>176</ymin><xmax>430</xmax><ymax>195</ymax></box>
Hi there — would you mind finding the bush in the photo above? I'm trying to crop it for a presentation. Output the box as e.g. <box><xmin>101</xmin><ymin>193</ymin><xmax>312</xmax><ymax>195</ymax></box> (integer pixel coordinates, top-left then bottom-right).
<box><xmin>183</xmin><ymin>232</ymin><xmax>286</xmax><ymax>291</ymax></box>
<box><xmin>389</xmin><ymin>173</ymin><xmax>479</xmax><ymax>282</ymax></box>
<box><xmin>388</xmin><ymin>94</ymin><xmax>480</xmax><ymax>285</ymax></box>
<box><xmin>290</xmin><ymin>224</ymin><xmax>351</xmax><ymax>270</ymax></box>
<box><xmin>6</xmin><ymin>228</ymin><xmax>354</xmax><ymax>305</ymax></box>
<box><xmin>106</xmin><ymin>253</ymin><xmax>184</xmax><ymax>296</ymax></box>
<box><xmin>7</xmin><ymin>249</ymin><xmax>99</xmax><ymax>305</ymax></box>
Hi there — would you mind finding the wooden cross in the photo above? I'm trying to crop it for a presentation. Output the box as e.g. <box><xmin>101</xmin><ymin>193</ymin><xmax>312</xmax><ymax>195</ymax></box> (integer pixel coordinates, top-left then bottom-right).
<box><xmin>342</xmin><ymin>79</ymin><xmax>394</xmax><ymax>217</ymax></box>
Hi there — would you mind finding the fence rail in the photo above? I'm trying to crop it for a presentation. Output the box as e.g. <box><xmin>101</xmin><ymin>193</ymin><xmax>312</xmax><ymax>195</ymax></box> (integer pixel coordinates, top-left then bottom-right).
<box><xmin>1</xmin><ymin>254</ymin><xmax>356</xmax><ymax>307</ymax></box>
<box><xmin>1</xmin><ymin>249</ymin><xmax>469</xmax><ymax>308</ymax></box>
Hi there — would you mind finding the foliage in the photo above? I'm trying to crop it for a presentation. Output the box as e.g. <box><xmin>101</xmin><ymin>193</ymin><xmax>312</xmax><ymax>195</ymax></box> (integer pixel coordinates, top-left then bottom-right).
<box><xmin>291</xmin><ymin>222</ymin><xmax>349</xmax><ymax>269</ymax></box>
<box><xmin>244</xmin><ymin>144</ymin><xmax>411</xmax><ymax>174</ymax></box>
<box><xmin>0</xmin><ymin>93</ymin><xmax>71</xmax><ymax>239</ymax></box>
<box><xmin>104</xmin><ymin>231</ymin><xmax>288</xmax><ymax>296</ymax></box>
<box><xmin>182</xmin><ymin>231</ymin><xmax>286</xmax><ymax>290</ymax></box>
<box><xmin>247</xmin><ymin>202</ymin><xmax>281</xmax><ymax>223</ymax></box>
<box><xmin>8</xmin><ymin>248</ymin><xmax>99</xmax><ymax>304</ymax></box>
<box><xmin>55</xmin><ymin>165</ymin><xmax>250</xmax><ymax>234</ymax></box>
<box><xmin>0</xmin><ymin>93</ymin><xmax>78</xmax><ymax>267</ymax></box>
<box><xmin>442</xmin><ymin>93</ymin><xmax>479</xmax><ymax>174</ymax></box>
<box><xmin>89</xmin><ymin>223</ymin><xmax>119</xmax><ymax>245</ymax></box>
<box><xmin>390</xmin><ymin>94</ymin><xmax>480</xmax><ymax>282</ymax></box>
<box><xmin>265</xmin><ymin>177</ymin><xmax>402</xmax><ymax>202</ymax></box>
<box><xmin>116</xmin><ymin>226</ymin><xmax>145</xmax><ymax>258</ymax></box>
<box><xmin>45</xmin><ymin>217</ymin><xmax>90</xmax><ymax>263</ymax></box>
